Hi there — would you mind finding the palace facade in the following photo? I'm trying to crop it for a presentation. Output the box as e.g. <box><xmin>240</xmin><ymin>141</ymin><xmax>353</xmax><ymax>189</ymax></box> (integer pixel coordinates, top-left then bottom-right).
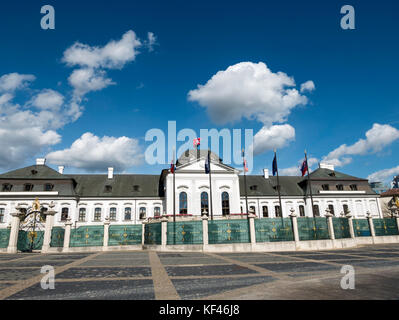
<box><xmin>0</xmin><ymin>149</ymin><xmax>382</xmax><ymax>228</ymax></box>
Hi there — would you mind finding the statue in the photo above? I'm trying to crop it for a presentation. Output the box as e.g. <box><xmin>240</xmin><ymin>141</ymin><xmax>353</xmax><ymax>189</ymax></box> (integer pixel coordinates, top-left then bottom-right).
<box><xmin>32</xmin><ymin>198</ymin><xmax>41</xmax><ymax>212</ymax></box>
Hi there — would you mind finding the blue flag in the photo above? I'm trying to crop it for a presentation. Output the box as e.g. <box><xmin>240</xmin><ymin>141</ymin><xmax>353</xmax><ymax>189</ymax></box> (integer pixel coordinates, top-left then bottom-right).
<box><xmin>272</xmin><ymin>154</ymin><xmax>277</xmax><ymax>176</ymax></box>
<box><xmin>205</xmin><ymin>151</ymin><xmax>210</xmax><ymax>174</ymax></box>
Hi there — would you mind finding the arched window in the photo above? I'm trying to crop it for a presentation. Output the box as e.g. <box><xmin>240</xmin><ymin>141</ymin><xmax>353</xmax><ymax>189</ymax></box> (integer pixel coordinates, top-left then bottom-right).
<box><xmin>221</xmin><ymin>192</ymin><xmax>230</xmax><ymax>215</ymax></box>
<box><xmin>343</xmin><ymin>204</ymin><xmax>349</xmax><ymax>214</ymax></box>
<box><xmin>110</xmin><ymin>207</ymin><xmax>117</xmax><ymax>221</ymax></box>
<box><xmin>313</xmin><ymin>204</ymin><xmax>320</xmax><ymax>217</ymax></box>
<box><xmin>179</xmin><ymin>192</ymin><xmax>188</xmax><ymax>214</ymax></box>
<box><xmin>275</xmin><ymin>205</ymin><xmax>281</xmax><ymax>217</ymax></box>
<box><xmin>154</xmin><ymin>207</ymin><xmax>161</xmax><ymax>216</ymax></box>
<box><xmin>124</xmin><ymin>207</ymin><xmax>131</xmax><ymax>220</ymax></box>
<box><xmin>94</xmin><ymin>207</ymin><xmax>102</xmax><ymax>221</ymax></box>
<box><xmin>201</xmin><ymin>192</ymin><xmax>209</xmax><ymax>215</ymax></box>
<box><xmin>0</xmin><ymin>208</ymin><xmax>4</xmax><ymax>223</ymax></box>
<box><xmin>249</xmin><ymin>206</ymin><xmax>256</xmax><ymax>215</ymax></box>
<box><xmin>262</xmin><ymin>206</ymin><xmax>268</xmax><ymax>218</ymax></box>
<box><xmin>139</xmin><ymin>207</ymin><xmax>146</xmax><ymax>219</ymax></box>
<box><xmin>299</xmin><ymin>205</ymin><xmax>305</xmax><ymax>217</ymax></box>
<box><xmin>79</xmin><ymin>208</ymin><xmax>86</xmax><ymax>221</ymax></box>
<box><xmin>61</xmin><ymin>208</ymin><xmax>69</xmax><ymax>221</ymax></box>
<box><xmin>328</xmin><ymin>204</ymin><xmax>335</xmax><ymax>216</ymax></box>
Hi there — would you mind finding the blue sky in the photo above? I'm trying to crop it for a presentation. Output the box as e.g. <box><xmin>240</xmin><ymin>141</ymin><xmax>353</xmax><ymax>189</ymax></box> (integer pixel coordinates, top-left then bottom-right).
<box><xmin>0</xmin><ymin>0</ymin><xmax>398</xmax><ymax>184</ymax></box>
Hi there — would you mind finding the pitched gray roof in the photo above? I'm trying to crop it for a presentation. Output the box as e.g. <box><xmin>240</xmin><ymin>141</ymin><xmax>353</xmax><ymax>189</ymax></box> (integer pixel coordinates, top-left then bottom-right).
<box><xmin>239</xmin><ymin>175</ymin><xmax>304</xmax><ymax>197</ymax></box>
<box><xmin>0</xmin><ymin>165</ymin><xmax>66</xmax><ymax>180</ymax></box>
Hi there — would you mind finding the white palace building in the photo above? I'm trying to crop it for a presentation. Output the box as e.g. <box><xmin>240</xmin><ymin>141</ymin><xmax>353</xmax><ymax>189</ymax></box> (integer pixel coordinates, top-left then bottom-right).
<box><xmin>0</xmin><ymin>149</ymin><xmax>382</xmax><ymax>228</ymax></box>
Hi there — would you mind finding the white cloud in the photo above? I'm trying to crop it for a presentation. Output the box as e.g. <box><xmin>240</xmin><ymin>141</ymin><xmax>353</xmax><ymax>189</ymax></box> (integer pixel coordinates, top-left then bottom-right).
<box><xmin>62</xmin><ymin>30</ymin><xmax>142</xmax><ymax>69</ymax></box>
<box><xmin>300</xmin><ymin>80</ymin><xmax>315</xmax><ymax>93</ymax></box>
<box><xmin>30</xmin><ymin>89</ymin><xmax>64</xmax><ymax>111</ymax></box>
<box><xmin>146</xmin><ymin>32</ymin><xmax>157</xmax><ymax>52</ymax></box>
<box><xmin>46</xmin><ymin>132</ymin><xmax>143</xmax><ymax>172</ymax></box>
<box><xmin>367</xmin><ymin>165</ymin><xmax>399</xmax><ymax>183</ymax></box>
<box><xmin>323</xmin><ymin>123</ymin><xmax>399</xmax><ymax>166</ymax></box>
<box><xmin>188</xmin><ymin>62</ymin><xmax>311</xmax><ymax>125</ymax></box>
<box><xmin>0</xmin><ymin>73</ymin><xmax>35</xmax><ymax>93</ymax></box>
<box><xmin>251</xmin><ymin>124</ymin><xmax>295</xmax><ymax>155</ymax></box>
<box><xmin>68</xmin><ymin>68</ymin><xmax>115</xmax><ymax>98</ymax></box>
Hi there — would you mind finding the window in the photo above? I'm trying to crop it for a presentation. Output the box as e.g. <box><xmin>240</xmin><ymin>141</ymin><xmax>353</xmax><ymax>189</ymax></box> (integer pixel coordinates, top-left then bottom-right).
<box><xmin>133</xmin><ymin>185</ymin><xmax>140</xmax><ymax>192</ymax></box>
<box><xmin>24</xmin><ymin>183</ymin><xmax>33</xmax><ymax>191</ymax></box>
<box><xmin>124</xmin><ymin>207</ymin><xmax>131</xmax><ymax>220</ymax></box>
<box><xmin>40</xmin><ymin>207</ymin><xmax>47</xmax><ymax>222</ymax></box>
<box><xmin>262</xmin><ymin>206</ymin><xmax>268</xmax><ymax>218</ymax></box>
<box><xmin>139</xmin><ymin>207</ymin><xmax>146</xmax><ymax>219</ymax></box>
<box><xmin>328</xmin><ymin>204</ymin><xmax>335</xmax><ymax>216</ymax></box>
<box><xmin>31</xmin><ymin>169</ymin><xmax>38</xmax><ymax>175</ymax></box>
<box><xmin>299</xmin><ymin>205</ymin><xmax>305</xmax><ymax>217</ymax></box>
<box><xmin>179</xmin><ymin>192</ymin><xmax>188</xmax><ymax>214</ymax></box>
<box><xmin>201</xmin><ymin>192</ymin><xmax>209</xmax><ymax>215</ymax></box>
<box><xmin>322</xmin><ymin>184</ymin><xmax>329</xmax><ymax>191</ymax></box>
<box><xmin>313</xmin><ymin>204</ymin><xmax>320</xmax><ymax>216</ymax></box>
<box><xmin>275</xmin><ymin>205</ymin><xmax>282</xmax><ymax>217</ymax></box>
<box><xmin>94</xmin><ymin>208</ymin><xmax>102</xmax><ymax>221</ymax></box>
<box><xmin>343</xmin><ymin>204</ymin><xmax>349</xmax><ymax>214</ymax></box>
<box><xmin>2</xmin><ymin>183</ymin><xmax>12</xmax><ymax>191</ymax></box>
<box><xmin>110</xmin><ymin>207</ymin><xmax>117</xmax><ymax>221</ymax></box>
<box><xmin>79</xmin><ymin>208</ymin><xmax>86</xmax><ymax>221</ymax></box>
<box><xmin>61</xmin><ymin>208</ymin><xmax>69</xmax><ymax>221</ymax></box>
<box><xmin>221</xmin><ymin>192</ymin><xmax>230</xmax><ymax>215</ymax></box>
<box><xmin>240</xmin><ymin>206</ymin><xmax>243</xmax><ymax>213</ymax></box>
<box><xmin>336</xmin><ymin>184</ymin><xmax>344</xmax><ymax>191</ymax></box>
<box><xmin>249</xmin><ymin>185</ymin><xmax>257</xmax><ymax>191</ymax></box>
<box><xmin>104</xmin><ymin>185</ymin><xmax>112</xmax><ymax>193</ymax></box>
<box><xmin>249</xmin><ymin>206</ymin><xmax>256</xmax><ymax>215</ymax></box>
<box><xmin>0</xmin><ymin>208</ymin><xmax>4</xmax><ymax>223</ymax></box>
<box><xmin>350</xmin><ymin>184</ymin><xmax>358</xmax><ymax>191</ymax></box>
<box><xmin>154</xmin><ymin>206</ymin><xmax>161</xmax><ymax>216</ymax></box>
<box><xmin>44</xmin><ymin>183</ymin><xmax>54</xmax><ymax>191</ymax></box>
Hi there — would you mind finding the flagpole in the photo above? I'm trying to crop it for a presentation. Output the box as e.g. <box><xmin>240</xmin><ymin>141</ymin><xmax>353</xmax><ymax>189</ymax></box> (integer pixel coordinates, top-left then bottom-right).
<box><xmin>304</xmin><ymin>150</ymin><xmax>317</xmax><ymax>238</ymax></box>
<box><xmin>243</xmin><ymin>148</ymin><xmax>249</xmax><ymax>220</ymax></box>
<box><xmin>208</xmin><ymin>150</ymin><xmax>214</xmax><ymax>221</ymax></box>
<box><xmin>173</xmin><ymin>147</ymin><xmax>176</xmax><ymax>223</ymax></box>
<box><xmin>274</xmin><ymin>149</ymin><xmax>284</xmax><ymax>225</ymax></box>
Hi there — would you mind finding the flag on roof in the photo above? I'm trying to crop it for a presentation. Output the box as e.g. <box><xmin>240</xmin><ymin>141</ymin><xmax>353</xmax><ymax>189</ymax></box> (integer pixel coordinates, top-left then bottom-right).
<box><xmin>300</xmin><ymin>159</ymin><xmax>308</xmax><ymax>177</ymax></box>
<box><xmin>193</xmin><ymin>138</ymin><xmax>201</xmax><ymax>148</ymax></box>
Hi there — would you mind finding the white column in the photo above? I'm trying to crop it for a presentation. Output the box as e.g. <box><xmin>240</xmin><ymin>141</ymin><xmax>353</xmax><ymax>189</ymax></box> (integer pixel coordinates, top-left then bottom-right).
<box><xmin>103</xmin><ymin>217</ymin><xmax>110</xmax><ymax>250</ymax></box>
<box><xmin>161</xmin><ymin>217</ymin><xmax>168</xmax><ymax>248</ymax></box>
<box><xmin>248</xmin><ymin>213</ymin><xmax>256</xmax><ymax>245</ymax></box>
<box><xmin>202</xmin><ymin>215</ymin><xmax>209</xmax><ymax>250</ymax></box>
<box><xmin>142</xmin><ymin>221</ymin><xmax>146</xmax><ymax>246</ymax></box>
<box><xmin>346</xmin><ymin>211</ymin><xmax>355</xmax><ymax>239</ymax></box>
<box><xmin>63</xmin><ymin>218</ymin><xmax>73</xmax><ymax>252</ymax></box>
<box><xmin>325</xmin><ymin>208</ymin><xmax>335</xmax><ymax>240</ymax></box>
<box><xmin>367</xmin><ymin>211</ymin><xmax>376</xmax><ymax>242</ymax></box>
<box><xmin>41</xmin><ymin>205</ymin><xmax>56</xmax><ymax>253</ymax></box>
<box><xmin>7</xmin><ymin>212</ymin><xmax>22</xmax><ymax>253</ymax></box>
<box><xmin>289</xmin><ymin>208</ymin><xmax>299</xmax><ymax>243</ymax></box>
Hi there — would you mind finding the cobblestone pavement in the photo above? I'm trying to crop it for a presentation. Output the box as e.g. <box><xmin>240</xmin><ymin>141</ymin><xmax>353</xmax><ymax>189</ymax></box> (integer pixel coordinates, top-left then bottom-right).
<box><xmin>1</xmin><ymin>244</ymin><xmax>399</xmax><ymax>300</ymax></box>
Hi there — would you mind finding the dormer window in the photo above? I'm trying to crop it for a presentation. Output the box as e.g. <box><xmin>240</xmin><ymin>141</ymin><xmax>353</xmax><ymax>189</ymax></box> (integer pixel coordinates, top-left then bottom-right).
<box><xmin>350</xmin><ymin>184</ymin><xmax>358</xmax><ymax>191</ymax></box>
<box><xmin>336</xmin><ymin>184</ymin><xmax>344</xmax><ymax>191</ymax></box>
<box><xmin>133</xmin><ymin>185</ymin><xmax>140</xmax><ymax>192</ymax></box>
<box><xmin>328</xmin><ymin>172</ymin><xmax>336</xmax><ymax>177</ymax></box>
<box><xmin>44</xmin><ymin>183</ymin><xmax>54</xmax><ymax>191</ymax></box>
<box><xmin>104</xmin><ymin>185</ymin><xmax>112</xmax><ymax>193</ymax></box>
<box><xmin>24</xmin><ymin>184</ymin><xmax>33</xmax><ymax>191</ymax></box>
<box><xmin>2</xmin><ymin>183</ymin><xmax>12</xmax><ymax>191</ymax></box>
<box><xmin>31</xmin><ymin>170</ymin><xmax>38</xmax><ymax>175</ymax></box>
<box><xmin>322</xmin><ymin>184</ymin><xmax>329</xmax><ymax>191</ymax></box>
<box><xmin>249</xmin><ymin>185</ymin><xmax>257</xmax><ymax>191</ymax></box>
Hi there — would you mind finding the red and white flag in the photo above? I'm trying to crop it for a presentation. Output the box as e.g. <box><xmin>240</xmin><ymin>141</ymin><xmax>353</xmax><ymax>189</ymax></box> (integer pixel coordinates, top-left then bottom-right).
<box><xmin>193</xmin><ymin>138</ymin><xmax>201</xmax><ymax>148</ymax></box>
<box><xmin>243</xmin><ymin>159</ymin><xmax>248</xmax><ymax>172</ymax></box>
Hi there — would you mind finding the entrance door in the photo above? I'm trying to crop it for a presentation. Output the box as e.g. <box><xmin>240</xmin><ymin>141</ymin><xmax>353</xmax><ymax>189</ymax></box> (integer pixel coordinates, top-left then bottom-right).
<box><xmin>17</xmin><ymin>210</ymin><xmax>45</xmax><ymax>252</ymax></box>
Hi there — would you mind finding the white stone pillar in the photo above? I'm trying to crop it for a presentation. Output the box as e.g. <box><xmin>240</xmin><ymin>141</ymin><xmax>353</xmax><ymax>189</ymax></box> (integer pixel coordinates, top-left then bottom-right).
<box><xmin>142</xmin><ymin>221</ymin><xmax>146</xmax><ymax>246</ymax></box>
<box><xmin>41</xmin><ymin>204</ymin><xmax>56</xmax><ymax>253</ymax></box>
<box><xmin>63</xmin><ymin>218</ymin><xmax>73</xmax><ymax>252</ymax></box>
<box><xmin>346</xmin><ymin>211</ymin><xmax>355</xmax><ymax>239</ymax></box>
<box><xmin>367</xmin><ymin>211</ymin><xmax>376</xmax><ymax>242</ymax></box>
<box><xmin>395</xmin><ymin>212</ymin><xmax>399</xmax><ymax>233</ymax></box>
<box><xmin>289</xmin><ymin>208</ymin><xmax>299</xmax><ymax>243</ymax></box>
<box><xmin>103</xmin><ymin>217</ymin><xmax>110</xmax><ymax>250</ymax></box>
<box><xmin>161</xmin><ymin>217</ymin><xmax>168</xmax><ymax>249</ymax></box>
<box><xmin>325</xmin><ymin>209</ymin><xmax>335</xmax><ymax>240</ymax></box>
<box><xmin>248</xmin><ymin>214</ymin><xmax>256</xmax><ymax>245</ymax></box>
<box><xmin>202</xmin><ymin>215</ymin><xmax>209</xmax><ymax>249</ymax></box>
<box><xmin>7</xmin><ymin>212</ymin><xmax>23</xmax><ymax>253</ymax></box>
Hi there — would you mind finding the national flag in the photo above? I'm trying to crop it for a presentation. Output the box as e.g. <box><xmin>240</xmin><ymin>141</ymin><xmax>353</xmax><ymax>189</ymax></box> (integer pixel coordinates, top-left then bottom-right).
<box><xmin>243</xmin><ymin>159</ymin><xmax>248</xmax><ymax>172</ymax></box>
<box><xmin>272</xmin><ymin>154</ymin><xmax>278</xmax><ymax>176</ymax></box>
<box><xmin>300</xmin><ymin>159</ymin><xmax>308</xmax><ymax>177</ymax></box>
<box><xmin>205</xmin><ymin>150</ymin><xmax>210</xmax><ymax>174</ymax></box>
<box><xmin>170</xmin><ymin>161</ymin><xmax>175</xmax><ymax>173</ymax></box>
<box><xmin>193</xmin><ymin>138</ymin><xmax>201</xmax><ymax>148</ymax></box>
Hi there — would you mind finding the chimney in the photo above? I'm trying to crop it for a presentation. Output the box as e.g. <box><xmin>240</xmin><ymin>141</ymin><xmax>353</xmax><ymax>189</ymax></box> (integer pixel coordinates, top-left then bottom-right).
<box><xmin>319</xmin><ymin>162</ymin><xmax>335</xmax><ymax>171</ymax></box>
<box><xmin>36</xmin><ymin>158</ymin><xmax>46</xmax><ymax>165</ymax></box>
<box><xmin>263</xmin><ymin>168</ymin><xmax>269</xmax><ymax>179</ymax></box>
<box><xmin>58</xmin><ymin>166</ymin><xmax>64</xmax><ymax>174</ymax></box>
<box><xmin>108</xmin><ymin>167</ymin><xmax>114</xmax><ymax>179</ymax></box>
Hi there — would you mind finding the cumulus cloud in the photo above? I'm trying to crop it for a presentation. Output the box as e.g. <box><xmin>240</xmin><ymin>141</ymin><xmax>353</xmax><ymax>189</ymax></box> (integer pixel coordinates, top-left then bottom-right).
<box><xmin>251</xmin><ymin>124</ymin><xmax>295</xmax><ymax>155</ymax></box>
<box><xmin>279</xmin><ymin>157</ymin><xmax>319</xmax><ymax>176</ymax></box>
<box><xmin>62</xmin><ymin>30</ymin><xmax>141</xmax><ymax>69</ymax></box>
<box><xmin>30</xmin><ymin>89</ymin><xmax>64</xmax><ymax>111</ymax></box>
<box><xmin>367</xmin><ymin>165</ymin><xmax>399</xmax><ymax>183</ymax></box>
<box><xmin>46</xmin><ymin>132</ymin><xmax>143</xmax><ymax>172</ymax></box>
<box><xmin>0</xmin><ymin>73</ymin><xmax>35</xmax><ymax>93</ymax></box>
<box><xmin>146</xmin><ymin>32</ymin><xmax>157</xmax><ymax>52</ymax></box>
<box><xmin>188</xmin><ymin>62</ymin><xmax>311</xmax><ymax>125</ymax></box>
<box><xmin>300</xmin><ymin>80</ymin><xmax>315</xmax><ymax>93</ymax></box>
<box><xmin>323</xmin><ymin>123</ymin><xmax>399</xmax><ymax>167</ymax></box>
<box><xmin>68</xmin><ymin>68</ymin><xmax>114</xmax><ymax>97</ymax></box>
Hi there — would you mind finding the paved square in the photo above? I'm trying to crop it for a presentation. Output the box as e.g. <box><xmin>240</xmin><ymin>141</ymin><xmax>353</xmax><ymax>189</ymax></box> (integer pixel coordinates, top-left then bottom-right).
<box><xmin>0</xmin><ymin>243</ymin><xmax>398</xmax><ymax>299</ymax></box>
